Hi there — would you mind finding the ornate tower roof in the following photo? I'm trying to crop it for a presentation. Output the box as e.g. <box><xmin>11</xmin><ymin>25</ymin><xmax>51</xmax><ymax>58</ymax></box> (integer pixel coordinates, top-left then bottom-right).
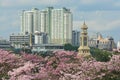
<box><xmin>81</xmin><ymin>21</ymin><xmax>88</xmax><ymax>29</ymax></box>
<box><xmin>97</xmin><ymin>34</ymin><xmax>103</xmax><ymax>40</ymax></box>
<box><xmin>81</xmin><ymin>21</ymin><xmax>88</xmax><ymax>35</ymax></box>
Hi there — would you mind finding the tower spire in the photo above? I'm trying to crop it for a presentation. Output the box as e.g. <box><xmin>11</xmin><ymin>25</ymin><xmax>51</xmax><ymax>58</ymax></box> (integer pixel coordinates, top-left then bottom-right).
<box><xmin>83</xmin><ymin>20</ymin><xmax>86</xmax><ymax>25</ymax></box>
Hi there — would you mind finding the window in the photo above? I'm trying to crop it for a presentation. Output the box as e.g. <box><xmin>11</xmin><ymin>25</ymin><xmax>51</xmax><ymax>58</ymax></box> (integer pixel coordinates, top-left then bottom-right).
<box><xmin>80</xmin><ymin>37</ymin><xmax>82</xmax><ymax>46</ymax></box>
<box><xmin>84</xmin><ymin>37</ymin><xmax>87</xmax><ymax>46</ymax></box>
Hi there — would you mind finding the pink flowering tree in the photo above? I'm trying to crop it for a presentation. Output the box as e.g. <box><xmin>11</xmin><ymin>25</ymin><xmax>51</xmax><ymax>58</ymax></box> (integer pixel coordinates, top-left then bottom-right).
<box><xmin>0</xmin><ymin>49</ymin><xmax>120</xmax><ymax>80</ymax></box>
<box><xmin>0</xmin><ymin>49</ymin><xmax>23</xmax><ymax>79</ymax></box>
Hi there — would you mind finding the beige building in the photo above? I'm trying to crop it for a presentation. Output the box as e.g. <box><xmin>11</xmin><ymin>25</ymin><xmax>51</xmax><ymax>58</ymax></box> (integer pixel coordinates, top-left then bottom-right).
<box><xmin>89</xmin><ymin>34</ymin><xmax>116</xmax><ymax>51</ymax></box>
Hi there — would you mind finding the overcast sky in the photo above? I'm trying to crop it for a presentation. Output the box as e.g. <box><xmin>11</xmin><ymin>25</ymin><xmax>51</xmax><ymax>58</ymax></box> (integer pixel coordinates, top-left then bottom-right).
<box><xmin>0</xmin><ymin>0</ymin><xmax>120</xmax><ymax>42</ymax></box>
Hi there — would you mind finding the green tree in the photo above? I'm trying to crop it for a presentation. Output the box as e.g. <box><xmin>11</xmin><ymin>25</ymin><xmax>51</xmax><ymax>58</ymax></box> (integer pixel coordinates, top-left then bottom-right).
<box><xmin>90</xmin><ymin>48</ymin><xmax>112</xmax><ymax>62</ymax></box>
<box><xmin>64</xmin><ymin>43</ymin><xmax>79</xmax><ymax>51</ymax></box>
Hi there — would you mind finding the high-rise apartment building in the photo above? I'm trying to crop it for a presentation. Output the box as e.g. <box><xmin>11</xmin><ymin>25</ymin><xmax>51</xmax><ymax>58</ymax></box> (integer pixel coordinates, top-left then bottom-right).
<box><xmin>21</xmin><ymin>8</ymin><xmax>40</xmax><ymax>34</ymax></box>
<box><xmin>20</xmin><ymin>7</ymin><xmax>72</xmax><ymax>44</ymax></box>
<box><xmin>51</xmin><ymin>8</ymin><xmax>72</xmax><ymax>44</ymax></box>
<box><xmin>72</xmin><ymin>30</ymin><xmax>80</xmax><ymax>46</ymax></box>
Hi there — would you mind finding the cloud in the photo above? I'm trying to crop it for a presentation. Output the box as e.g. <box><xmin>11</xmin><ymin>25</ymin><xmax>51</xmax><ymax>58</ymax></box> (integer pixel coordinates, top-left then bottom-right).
<box><xmin>80</xmin><ymin>0</ymin><xmax>98</xmax><ymax>4</ymax></box>
<box><xmin>0</xmin><ymin>0</ymin><xmax>59</xmax><ymax>7</ymax></box>
<box><xmin>114</xmin><ymin>1</ymin><xmax>120</xmax><ymax>7</ymax></box>
<box><xmin>0</xmin><ymin>0</ymin><xmax>120</xmax><ymax>41</ymax></box>
<box><xmin>1</xmin><ymin>0</ymin><xmax>120</xmax><ymax>11</ymax></box>
<box><xmin>80</xmin><ymin>0</ymin><xmax>114</xmax><ymax>4</ymax></box>
<box><xmin>0</xmin><ymin>16</ymin><xmax>7</xmax><ymax>22</ymax></box>
<box><xmin>73</xmin><ymin>19</ymin><xmax>120</xmax><ymax>32</ymax></box>
<box><xmin>73</xmin><ymin>10</ymin><xmax>120</xmax><ymax>32</ymax></box>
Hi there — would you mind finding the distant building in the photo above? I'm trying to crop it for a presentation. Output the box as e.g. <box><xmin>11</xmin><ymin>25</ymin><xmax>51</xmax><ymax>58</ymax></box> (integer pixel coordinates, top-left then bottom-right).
<box><xmin>34</xmin><ymin>31</ymin><xmax>48</xmax><ymax>44</ymax></box>
<box><xmin>9</xmin><ymin>33</ymin><xmax>34</xmax><ymax>49</ymax></box>
<box><xmin>20</xmin><ymin>8</ymin><xmax>40</xmax><ymax>34</ymax></box>
<box><xmin>32</xmin><ymin>44</ymin><xmax>64</xmax><ymax>53</ymax></box>
<box><xmin>72</xmin><ymin>30</ymin><xmax>80</xmax><ymax>46</ymax></box>
<box><xmin>88</xmin><ymin>38</ymin><xmax>97</xmax><ymax>48</ymax></box>
<box><xmin>89</xmin><ymin>34</ymin><xmax>116</xmax><ymax>51</ymax></box>
<box><xmin>117</xmin><ymin>41</ymin><xmax>120</xmax><ymax>52</ymax></box>
<box><xmin>21</xmin><ymin>7</ymin><xmax>72</xmax><ymax>44</ymax></box>
<box><xmin>0</xmin><ymin>39</ymin><xmax>11</xmax><ymax>49</ymax></box>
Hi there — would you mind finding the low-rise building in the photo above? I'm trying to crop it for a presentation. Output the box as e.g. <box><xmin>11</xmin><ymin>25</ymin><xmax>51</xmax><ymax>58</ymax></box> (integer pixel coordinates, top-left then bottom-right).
<box><xmin>89</xmin><ymin>34</ymin><xmax>116</xmax><ymax>51</ymax></box>
<box><xmin>9</xmin><ymin>33</ymin><xmax>34</xmax><ymax>49</ymax></box>
<box><xmin>0</xmin><ymin>39</ymin><xmax>11</xmax><ymax>49</ymax></box>
<box><xmin>32</xmin><ymin>44</ymin><xmax>64</xmax><ymax>53</ymax></box>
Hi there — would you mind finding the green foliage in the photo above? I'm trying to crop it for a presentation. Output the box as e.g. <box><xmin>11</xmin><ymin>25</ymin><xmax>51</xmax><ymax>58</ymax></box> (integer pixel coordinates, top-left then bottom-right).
<box><xmin>0</xmin><ymin>63</ymin><xmax>11</xmax><ymax>79</ymax></box>
<box><xmin>112</xmin><ymin>52</ymin><xmax>120</xmax><ymax>55</ymax></box>
<box><xmin>94</xmin><ymin>71</ymin><xmax>120</xmax><ymax>80</ymax></box>
<box><xmin>39</xmin><ymin>51</ymin><xmax>53</xmax><ymax>58</ymax></box>
<box><xmin>13</xmin><ymin>48</ymin><xmax>21</xmax><ymax>54</ymax></box>
<box><xmin>21</xmin><ymin>48</ymin><xmax>32</xmax><ymax>53</ymax></box>
<box><xmin>90</xmin><ymin>47</ymin><xmax>112</xmax><ymax>62</ymax></box>
<box><xmin>102</xmin><ymin>72</ymin><xmax>120</xmax><ymax>80</ymax></box>
<box><xmin>64</xmin><ymin>43</ymin><xmax>79</xmax><ymax>51</ymax></box>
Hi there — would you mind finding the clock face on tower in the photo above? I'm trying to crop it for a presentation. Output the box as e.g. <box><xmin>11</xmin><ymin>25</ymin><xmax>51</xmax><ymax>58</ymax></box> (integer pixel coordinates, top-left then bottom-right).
<box><xmin>84</xmin><ymin>37</ymin><xmax>87</xmax><ymax>46</ymax></box>
<box><xmin>83</xmin><ymin>29</ymin><xmax>87</xmax><ymax>32</ymax></box>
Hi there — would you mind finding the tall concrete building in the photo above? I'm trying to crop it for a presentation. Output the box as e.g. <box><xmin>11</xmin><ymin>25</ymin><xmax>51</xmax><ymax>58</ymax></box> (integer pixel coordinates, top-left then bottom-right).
<box><xmin>20</xmin><ymin>8</ymin><xmax>40</xmax><ymax>34</ymax></box>
<box><xmin>40</xmin><ymin>7</ymin><xmax>53</xmax><ymax>43</ymax></box>
<box><xmin>20</xmin><ymin>7</ymin><xmax>72</xmax><ymax>44</ymax></box>
<box><xmin>89</xmin><ymin>34</ymin><xmax>116</xmax><ymax>51</ymax></box>
<box><xmin>72</xmin><ymin>30</ymin><xmax>80</xmax><ymax>46</ymax></box>
<box><xmin>51</xmin><ymin>8</ymin><xmax>72</xmax><ymax>44</ymax></box>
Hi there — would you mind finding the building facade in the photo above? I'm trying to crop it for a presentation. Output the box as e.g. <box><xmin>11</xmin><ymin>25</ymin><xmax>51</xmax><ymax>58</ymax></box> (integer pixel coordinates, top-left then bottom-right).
<box><xmin>117</xmin><ymin>41</ymin><xmax>120</xmax><ymax>52</ymax></box>
<box><xmin>34</xmin><ymin>31</ymin><xmax>48</xmax><ymax>44</ymax></box>
<box><xmin>21</xmin><ymin>8</ymin><xmax>40</xmax><ymax>34</ymax></box>
<box><xmin>72</xmin><ymin>30</ymin><xmax>80</xmax><ymax>46</ymax></box>
<box><xmin>0</xmin><ymin>39</ymin><xmax>11</xmax><ymax>49</ymax></box>
<box><xmin>9</xmin><ymin>33</ymin><xmax>34</xmax><ymax>48</ymax></box>
<box><xmin>32</xmin><ymin>44</ymin><xmax>64</xmax><ymax>53</ymax></box>
<box><xmin>20</xmin><ymin>7</ymin><xmax>72</xmax><ymax>44</ymax></box>
<box><xmin>89</xmin><ymin>34</ymin><xmax>116</xmax><ymax>51</ymax></box>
